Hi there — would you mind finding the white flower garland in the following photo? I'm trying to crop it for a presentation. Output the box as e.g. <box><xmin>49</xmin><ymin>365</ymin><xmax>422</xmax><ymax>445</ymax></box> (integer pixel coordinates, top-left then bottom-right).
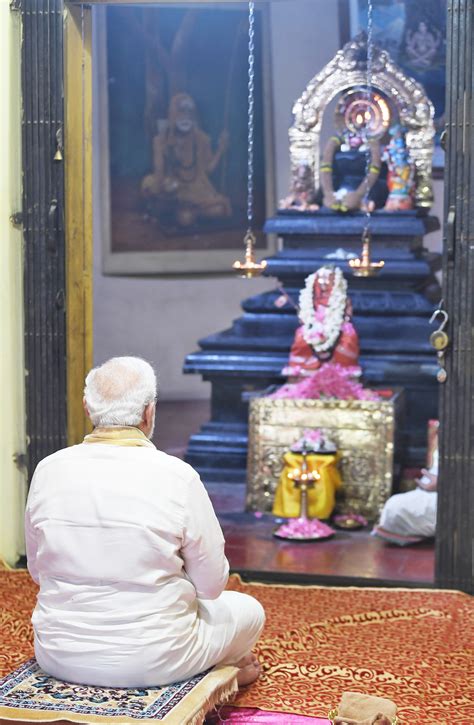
<box><xmin>298</xmin><ymin>266</ymin><xmax>348</xmax><ymax>354</ymax></box>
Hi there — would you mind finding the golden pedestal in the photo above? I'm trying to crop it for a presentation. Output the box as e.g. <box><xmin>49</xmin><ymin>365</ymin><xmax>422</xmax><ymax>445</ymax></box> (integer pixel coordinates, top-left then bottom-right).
<box><xmin>246</xmin><ymin>391</ymin><xmax>404</xmax><ymax>520</ymax></box>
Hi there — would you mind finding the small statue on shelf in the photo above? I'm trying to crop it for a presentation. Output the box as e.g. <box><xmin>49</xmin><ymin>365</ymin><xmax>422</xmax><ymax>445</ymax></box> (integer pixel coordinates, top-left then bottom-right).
<box><xmin>279</xmin><ymin>163</ymin><xmax>319</xmax><ymax>212</ymax></box>
<box><xmin>383</xmin><ymin>125</ymin><xmax>414</xmax><ymax>211</ymax></box>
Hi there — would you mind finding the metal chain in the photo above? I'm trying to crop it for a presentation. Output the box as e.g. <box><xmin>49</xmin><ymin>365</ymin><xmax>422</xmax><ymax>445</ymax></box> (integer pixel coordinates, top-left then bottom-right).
<box><xmin>247</xmin><ymin>0</ymin><xmax>255</xmax><ymax>230</ymax></box>
<box><xmin>364</xmin><ymin>0</ymin><xmax>374</xmax><ymax>231</ymax></box>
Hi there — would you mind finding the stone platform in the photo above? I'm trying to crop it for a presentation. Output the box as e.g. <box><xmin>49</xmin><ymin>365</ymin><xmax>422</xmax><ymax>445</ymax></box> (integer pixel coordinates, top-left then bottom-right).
<box><xmin>183</xmin><ymin>210</ymin><xmax>441</xmax><ymax>486</ymax></box>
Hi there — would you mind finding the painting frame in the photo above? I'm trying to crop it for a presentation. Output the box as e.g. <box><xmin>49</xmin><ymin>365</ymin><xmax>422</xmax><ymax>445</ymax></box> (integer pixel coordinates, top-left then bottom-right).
<box><xmin>341</xmin><ymin>0</ymin><xmax>446</xmax><ymax>178</ymax></box>
<box><xmin>94</xmin><ymin>2</ymin><xmax>276</xmax><ymax>276</ymax></box>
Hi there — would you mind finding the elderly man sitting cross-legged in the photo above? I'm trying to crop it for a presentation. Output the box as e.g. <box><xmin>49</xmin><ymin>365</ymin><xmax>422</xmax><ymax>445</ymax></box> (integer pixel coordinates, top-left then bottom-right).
<box><xmin>25</xmin><ymin>356</ymin><xmax>264</xmax><ymax>688</ymax></box>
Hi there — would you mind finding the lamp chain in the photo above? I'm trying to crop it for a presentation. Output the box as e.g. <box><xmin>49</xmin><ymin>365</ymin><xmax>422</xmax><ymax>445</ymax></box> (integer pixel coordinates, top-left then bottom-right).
<box><xmin>364</xmin><ymin>0</ymin><xmax>374</xmax><ymax>235</ymax></box>
<box><xmin>247</xmin><ymin>0</ymin><xmax>255</xmax><ymax>231</ymax></box>
<box><xmin>231</xmin><ymin>0</ymin><xmax>266</xmax><ymax>276</ymax></box>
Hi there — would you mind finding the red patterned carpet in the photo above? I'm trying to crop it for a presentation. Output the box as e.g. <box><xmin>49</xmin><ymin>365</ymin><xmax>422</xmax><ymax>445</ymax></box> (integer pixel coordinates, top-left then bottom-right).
<box><xmin>1</xmin><ymin>568</ymin><xmax>473</xmax><ymax>724</ymax></box>
<box><xmin>0</xmin><ymin>568</ymin><xmax>36</xmax><ymax>678</ymax></box>
<box><xmin>226</xmin><ymin>577</ymin><xmax>474</xmax><ymax>724</ymax></box>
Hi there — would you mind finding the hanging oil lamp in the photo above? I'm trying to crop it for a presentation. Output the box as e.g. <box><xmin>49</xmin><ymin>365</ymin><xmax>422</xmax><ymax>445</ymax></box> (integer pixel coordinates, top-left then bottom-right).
<box><xmin>232</xmin><ymin>0</ymin><xmax>266</xmax><ymax>278</ymax></box>
<box><xmin>233</xmin><ymin>230</ymin><xmax>267</xmax><ymax>278</ymax></box>
<box><xmin>348</xmin><ymin>227</ymin><xmax>384</xmax><ymax>277</ymax></box>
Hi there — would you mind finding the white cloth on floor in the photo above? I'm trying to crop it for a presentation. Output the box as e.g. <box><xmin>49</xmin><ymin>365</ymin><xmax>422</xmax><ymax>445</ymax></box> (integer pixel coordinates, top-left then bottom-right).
<box><xmin>378</xmin><ymin>450</ymin><xmax>438</xmax><ymax>538</ymax></box>
<box><xmin>379</xmin><ymin>488</ymin><xmax>437</xmax><ymax>538</ymax></box>
<box><xmin>25</xmin><ymin>438</ymin><xmax>265</xmax><ymax>687</ymax></box>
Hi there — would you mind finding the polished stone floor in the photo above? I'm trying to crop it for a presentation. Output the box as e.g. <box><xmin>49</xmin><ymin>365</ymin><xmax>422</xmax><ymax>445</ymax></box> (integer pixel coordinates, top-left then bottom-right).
<box><xmin>154</xmin><ymin>400</ymin><xmax>435</xmax><ymax>587</ymax></box>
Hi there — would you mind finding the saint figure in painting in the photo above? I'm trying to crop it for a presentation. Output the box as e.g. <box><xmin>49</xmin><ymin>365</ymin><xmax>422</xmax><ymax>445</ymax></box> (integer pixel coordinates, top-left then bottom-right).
<box><xmin>141</xmin><ymin>93</ymin><xmax>232</xmax><ymax>227</ymax></box>
<box><xmin>405</xmin><ymin>21</ymin><xmax>441</xmax><ymax>69</ymax></box>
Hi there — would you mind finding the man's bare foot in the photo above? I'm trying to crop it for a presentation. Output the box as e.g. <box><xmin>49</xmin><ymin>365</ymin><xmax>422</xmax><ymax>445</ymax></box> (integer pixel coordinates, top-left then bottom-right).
<box><xmin>236</xmin><ymin>653</ymin><xmax>260</xmax><ymax>687</ymax></box>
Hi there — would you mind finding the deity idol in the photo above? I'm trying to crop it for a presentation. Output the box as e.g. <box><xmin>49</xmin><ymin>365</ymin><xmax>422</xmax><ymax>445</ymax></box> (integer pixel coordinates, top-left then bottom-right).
<box><xmin>141</xmin><ymin>93</ymin><xmax>231</xmax><ymax>227</ymax></box>
<box><xmin>383</xmin><ymin>125</ymin><xmax>414</xmax><ymax>211</ymax></box>
<box><xmin>282</xmin><ymin>265</ymin><xmax>359</xmax><ymax>380</ymax></box>
<box><xmin>319</xmin><ymin>89</ymin><xmax>389</xmax><ymax>212</ymax></box>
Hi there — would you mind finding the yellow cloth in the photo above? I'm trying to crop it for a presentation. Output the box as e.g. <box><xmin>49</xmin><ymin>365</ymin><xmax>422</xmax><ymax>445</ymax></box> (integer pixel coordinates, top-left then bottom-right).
<box><xmin>83</xmin><ymin>426</ymin><xmax>156</xmax><ymax>448</ymax></box>
<box><xmin>272</xmin><ymin>452</ymin><xmax>342</xmax><ymax>519</ymax></box>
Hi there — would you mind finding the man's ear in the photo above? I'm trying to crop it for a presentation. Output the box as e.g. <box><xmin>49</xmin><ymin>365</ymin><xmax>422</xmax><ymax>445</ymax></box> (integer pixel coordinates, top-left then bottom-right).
<box><xmin>83</xmin><ymin>397</ymin><xmax>91</xmax><ymax>419</ymax></box>
<box><xmin>144</xmin><ymin>402</ymin><xmax>155</xmax><ymax>427</ymax></box>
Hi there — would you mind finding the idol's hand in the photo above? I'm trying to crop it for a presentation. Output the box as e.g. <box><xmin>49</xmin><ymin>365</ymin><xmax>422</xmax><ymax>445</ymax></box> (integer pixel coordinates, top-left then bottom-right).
<box><xmin>322</xmin><ymin>191</ymin><xmax>339</xmax><ymax>210</ymax></box>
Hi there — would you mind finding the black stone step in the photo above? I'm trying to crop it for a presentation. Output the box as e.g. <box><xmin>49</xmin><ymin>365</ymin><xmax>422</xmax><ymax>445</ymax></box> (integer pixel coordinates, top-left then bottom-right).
<box><xmin>184</xmin><ymin>350</ymin><xmax>438</xmax><ymax>381</ymax></box>
<box><xmin>265</xmin><ymin>210</ymin><xmax>440</xmax><ymax>240</ymax></box>
<box><xmin>197</xmin><ymin>314</ymin><xmax>437</xmax><ymax>354</ymax></box>
<box><xmin>242</xmin><ymin>288</ymin><xmax>436</xmax><ymax>316</ymax></box>
<box><xmin>263</xmin><ymin>251</ymin><xmax>438</xmax><ymax>286</ymax></box>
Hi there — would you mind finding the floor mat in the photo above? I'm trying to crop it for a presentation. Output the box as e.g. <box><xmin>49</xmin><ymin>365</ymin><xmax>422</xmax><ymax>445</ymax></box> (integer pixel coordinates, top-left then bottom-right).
<box><xmin>0</xmin><ymin>658</ymin><xmax>237</xmax><ymax>724</ymax></box>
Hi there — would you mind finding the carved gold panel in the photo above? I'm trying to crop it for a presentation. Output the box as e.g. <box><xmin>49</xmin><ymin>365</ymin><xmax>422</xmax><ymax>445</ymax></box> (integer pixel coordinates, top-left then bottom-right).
<box><xmin>246</xmin><ymin>391</ymin><xmax>404</xmax><ymax>520</ymax></box>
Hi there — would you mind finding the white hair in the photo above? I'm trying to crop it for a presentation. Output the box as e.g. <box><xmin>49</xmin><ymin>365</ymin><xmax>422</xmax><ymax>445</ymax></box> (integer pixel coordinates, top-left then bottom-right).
<box><xmin>84</xmin><ymin>357</ymin><xmax>157</xmax><ymax>427</ymax></box>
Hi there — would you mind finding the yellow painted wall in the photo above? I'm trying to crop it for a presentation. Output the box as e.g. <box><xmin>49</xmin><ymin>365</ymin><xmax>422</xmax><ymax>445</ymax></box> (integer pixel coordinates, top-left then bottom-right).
<box><xmin>0</xmin><ymin>0</ymin><xmax>27</xmax><ymax>565</ymax></box>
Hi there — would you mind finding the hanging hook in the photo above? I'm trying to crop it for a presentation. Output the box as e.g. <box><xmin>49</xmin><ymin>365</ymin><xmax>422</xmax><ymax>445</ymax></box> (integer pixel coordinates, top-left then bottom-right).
<box><xmin>429</xmin><ymin>305</ymin><xmax>449</xmax><ymax>353</ymax></box>
<box><xmin>429</xmin><ymin>308</ymin><xmax>448</xmax><ymax>330</ymax></box>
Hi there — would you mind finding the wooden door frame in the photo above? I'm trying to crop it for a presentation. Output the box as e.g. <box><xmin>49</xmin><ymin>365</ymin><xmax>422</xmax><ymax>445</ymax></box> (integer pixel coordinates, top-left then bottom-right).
<box><xmin>63</xmin><ymin>1</ymin><xmax>473</xmax><ymax>592</ymax></box>
<box><xmin>64</xmin><ymin>3</ymin><xmax>93</xmax><ymax>444</ymax></box>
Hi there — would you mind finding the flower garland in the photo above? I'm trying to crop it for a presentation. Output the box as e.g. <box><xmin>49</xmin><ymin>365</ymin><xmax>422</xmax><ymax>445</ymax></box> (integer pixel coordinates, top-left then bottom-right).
<box><xmin>272</xmin><ymin>363</ymin><xmax>380</xmax><ymax>402</ymax></box>
<box><xmin>299</xmin><ymin>266</ymin><xmax>348</xmax><ymax>354</ymax></box>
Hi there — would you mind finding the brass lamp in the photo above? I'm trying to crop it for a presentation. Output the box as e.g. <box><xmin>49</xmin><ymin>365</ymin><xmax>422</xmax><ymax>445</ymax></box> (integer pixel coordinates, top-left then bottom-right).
<box><xmin>232</xmin><ymin>231</ymin><xmax>267</xmax><ymax>278</ymax></box>
<box><xmin>349</xmin><ymin>227</ymin><xmax>385</xmax><ymax>277</ymax></box>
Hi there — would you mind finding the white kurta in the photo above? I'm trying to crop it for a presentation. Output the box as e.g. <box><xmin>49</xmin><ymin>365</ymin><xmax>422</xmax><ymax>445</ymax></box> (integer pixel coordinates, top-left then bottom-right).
<box><xmin>378</xmin><ymin>450</ymin><xmax>438</xmax><ymax>538</ymax></box>
<box><xmin>25</xmin><ymin>437</ymin><xmax>264</xmax><ymax>687</ymax></box>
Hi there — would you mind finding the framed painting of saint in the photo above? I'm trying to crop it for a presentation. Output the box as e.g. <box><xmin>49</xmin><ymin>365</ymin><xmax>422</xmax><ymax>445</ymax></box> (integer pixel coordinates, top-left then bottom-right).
<box><xmin>344</xmin><ymin>0</ymin><xmax>446</xmax><ymax>176</ymax></box>
<box><xmin>95</xmin><ymin>3</ymin><xmax>274</xmax><ymax>275</ymax></box>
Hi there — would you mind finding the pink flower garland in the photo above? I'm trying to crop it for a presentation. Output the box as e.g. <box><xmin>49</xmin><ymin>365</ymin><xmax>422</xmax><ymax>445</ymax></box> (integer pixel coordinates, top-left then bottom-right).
<box><xmin>272</xmin><ymin>363</ymin><xmax>380</xmax><ymax>401</ymax></box>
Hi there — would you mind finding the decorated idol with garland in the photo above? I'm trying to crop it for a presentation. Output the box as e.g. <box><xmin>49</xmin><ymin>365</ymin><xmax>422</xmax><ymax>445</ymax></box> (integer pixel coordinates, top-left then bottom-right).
<box><xmin>282</xmin><ymin>265</ymin><xmax>360</xmax><ymax>380</ymax></box>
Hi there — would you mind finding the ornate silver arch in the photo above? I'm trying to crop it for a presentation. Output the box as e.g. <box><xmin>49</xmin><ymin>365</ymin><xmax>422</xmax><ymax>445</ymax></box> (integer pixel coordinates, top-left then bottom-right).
<box><xmin>289</xmin><ymin>33</ymin><xmax>435</xmax><ymax>208</ymax></box>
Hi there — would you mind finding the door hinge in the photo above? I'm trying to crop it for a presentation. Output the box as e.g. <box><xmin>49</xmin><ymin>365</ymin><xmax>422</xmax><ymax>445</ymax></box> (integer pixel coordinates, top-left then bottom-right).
<box><xmin>10</xmin><ymin>211</ymin><xmax>23</xmax><ymax>228</ymax></box>
<box><xmin>13</xmin><ymin>452</ymin><xmax>28</xmax><ymax>473</ymax></box>
<box><xmin>446</xmin><ymin>206</ymin><xmax>456</xmax><ymax>262</ymax></box>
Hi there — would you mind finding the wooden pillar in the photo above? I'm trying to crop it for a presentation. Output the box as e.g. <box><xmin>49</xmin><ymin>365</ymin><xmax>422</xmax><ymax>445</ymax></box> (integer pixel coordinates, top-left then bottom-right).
<box><xmin>21</xmin><ymin>0</ymin><xmax>68</xmax><ymax>476</ymax></box>
<box><xmin>436</xmin><ymin>0</ymin><xmax>473</xmax><ymax>594</ymax></box>
<box><xmin>20</xmin><ymin>0</ymin><xmax>93</xmax><ymax>479</ymax></box>
<box><xmin>64</xmin><ymin>3</ymin><xmax>93</xmax><ymax>445</ymax></box>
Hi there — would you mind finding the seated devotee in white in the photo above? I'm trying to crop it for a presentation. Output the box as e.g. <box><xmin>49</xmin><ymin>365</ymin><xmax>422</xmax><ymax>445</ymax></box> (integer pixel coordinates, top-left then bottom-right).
<box><xmin>25</xmin><ymin>357</ymin><xmax>264</xmax><ymax>688</ymax></box>
<box><xmin>375</xmin><ymin>448</ymin><xmax>438</xmax><ymax>541</ymax></box>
